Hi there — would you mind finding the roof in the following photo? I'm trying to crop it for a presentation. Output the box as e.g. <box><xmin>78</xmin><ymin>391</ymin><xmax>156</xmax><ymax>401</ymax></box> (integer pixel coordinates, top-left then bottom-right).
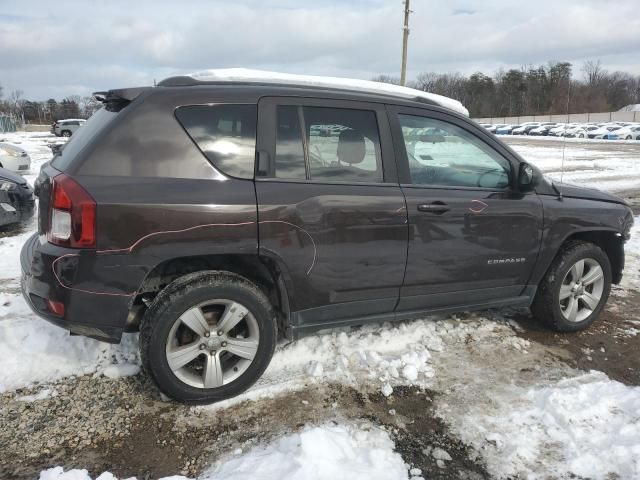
<box><xmin>158</xmin><ymin>68</ymin><xmax>469</xmax><ymax>117</ymax></box>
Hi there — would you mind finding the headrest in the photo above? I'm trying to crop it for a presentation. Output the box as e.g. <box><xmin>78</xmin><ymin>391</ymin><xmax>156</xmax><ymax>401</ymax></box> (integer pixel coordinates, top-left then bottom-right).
<box><xmin>337</xmin><ymin>129</ymin><xmax>366</xmax><ymax>165</ymax></box>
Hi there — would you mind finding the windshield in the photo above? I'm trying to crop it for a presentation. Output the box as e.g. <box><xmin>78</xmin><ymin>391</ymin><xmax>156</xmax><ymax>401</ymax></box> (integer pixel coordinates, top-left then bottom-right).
<box><xmin>51</xmin><ymin>108</ymin><xmax>118</xmax><ymax>170</ymax></box>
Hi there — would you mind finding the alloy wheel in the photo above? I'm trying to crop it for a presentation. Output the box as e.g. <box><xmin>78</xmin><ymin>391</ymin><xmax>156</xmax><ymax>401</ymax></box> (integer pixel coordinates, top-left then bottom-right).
<box><xmin>165</xmin><ymin>299</ymin><xmax>260</xmax><ymax>389</ymax></box>
<box><xmin>558</xmin><ymin>258</ymin><xmax>605</xmax><ymax>323</ymax></box>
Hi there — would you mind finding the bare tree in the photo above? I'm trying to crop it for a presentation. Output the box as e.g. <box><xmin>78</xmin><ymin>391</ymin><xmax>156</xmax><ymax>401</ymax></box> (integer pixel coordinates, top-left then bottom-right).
<box><xmin>582</xmin><ymin>60</ymin><xmax>607</xmax><ymax>88</ymax></box>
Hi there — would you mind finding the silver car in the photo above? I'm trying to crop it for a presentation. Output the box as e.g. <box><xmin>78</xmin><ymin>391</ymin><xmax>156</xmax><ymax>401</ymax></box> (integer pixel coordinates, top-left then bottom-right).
<box><xmin>0</xmin><ymin>142</ymin><xmax>31</xmax><ymax>173</ymax></box>
<box><xmin>51</xmin><ymin>119</ymin><xmax>86</xmax><ymax>137</ymax></box>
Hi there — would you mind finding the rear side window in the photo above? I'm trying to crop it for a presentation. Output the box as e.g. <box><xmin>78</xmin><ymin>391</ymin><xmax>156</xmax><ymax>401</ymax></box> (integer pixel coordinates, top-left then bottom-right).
<box><xmin>272</xmin><ymin>105</ymin><xmax>383</xmax><ymax>183</ymax></box>
<box><xmin>175</xmin><ymin>105</ymin><xmax>257</xmax><ymax>179</ymax></box>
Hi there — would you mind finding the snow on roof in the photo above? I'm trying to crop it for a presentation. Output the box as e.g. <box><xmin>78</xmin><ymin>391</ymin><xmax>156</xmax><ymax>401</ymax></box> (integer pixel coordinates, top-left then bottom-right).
<box><xmin>181</xmin><ymin>68</ymin><xmax>470</xmax><ymax>116</ymax></box>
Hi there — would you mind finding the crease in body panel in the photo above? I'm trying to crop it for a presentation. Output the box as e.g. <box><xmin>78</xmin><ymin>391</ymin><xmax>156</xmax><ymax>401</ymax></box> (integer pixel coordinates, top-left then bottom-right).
<box><xmin>51</xmin><ymin>220</ymin><xmax>318</xmax><ymax>296</ymax></box>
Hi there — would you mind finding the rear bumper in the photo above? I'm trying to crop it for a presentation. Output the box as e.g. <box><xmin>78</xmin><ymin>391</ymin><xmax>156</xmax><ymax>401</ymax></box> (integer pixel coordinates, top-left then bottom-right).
<box><xmin>20</xmin><ymin>233</ymin><xmax>134</xmax><ymax>343</ymax></box>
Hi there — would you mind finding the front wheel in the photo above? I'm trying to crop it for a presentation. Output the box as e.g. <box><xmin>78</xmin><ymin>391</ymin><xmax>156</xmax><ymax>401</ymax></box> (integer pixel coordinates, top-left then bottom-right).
<box><xmin>531</xmin><ymin>241</ymin><xmax>611</xmax><ymax>331</ymax></box>
<box><xmin>140</xmin><ymin>271</ymin><xmax>277</xmax><ymax>403</ymax></box>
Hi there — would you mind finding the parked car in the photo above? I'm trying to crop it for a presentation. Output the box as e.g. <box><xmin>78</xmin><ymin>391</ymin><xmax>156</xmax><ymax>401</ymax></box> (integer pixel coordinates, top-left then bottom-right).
<box><xmin>0</xmin><ymin>142</ymin><xmax>31</xmax><ymax>173</ymax></box>
<box><xmin>610</xmin><ymin>125</ymin><xmax>640</xmax><ymax>140</ymax></box>
<box><xmin>21</xmin><ymin>70</ymin><xmax>634</xmax><ymax>403</ymax></box>
<box><xmin>486</xmin><ymin>123</ymin><xmax>506</xmax><ymax>134</ymax></box>
<box><xmin>51</xmin><ymin>119</ymin><xmax>86</xmax><ymax>137</ymax></box>
<box><xmin>529</xmin><ymin>123</ymin><xmax>558</xmax><ymax>136</ymax></box>
<box><xmin>588</xmin><ymin>125</ymin><xmax>622</xmax><ymax>139</ymax></box>
<box><xmin>563</xmin><ymin>126</ymin><xmax>589</xmax><ymax>139</ymax></box>
<box><xmin>0</xmin><ymin>167</ymin><xmax>35</xmax><ymax>227</ymax></box>
<box><xmin>496</xmin><ymin>124</ymin><xmax>518</xmax><ymax>135</ymax></box>
<box><xmin>512</xmin><ymin>123</ymin><xmax>541</xmax><ymax>135</ymax></box>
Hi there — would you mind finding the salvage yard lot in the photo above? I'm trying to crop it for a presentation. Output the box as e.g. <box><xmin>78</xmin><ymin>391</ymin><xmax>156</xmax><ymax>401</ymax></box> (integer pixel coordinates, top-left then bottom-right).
<box><xmin>0</xmin><ymin>132</ymin><xmax>639</xmax><ymax>480</ymax></box>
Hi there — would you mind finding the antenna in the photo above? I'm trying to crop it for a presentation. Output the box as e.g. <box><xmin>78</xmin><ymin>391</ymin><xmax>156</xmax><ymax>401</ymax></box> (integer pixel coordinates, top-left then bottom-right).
<box><xmin>559</xmin><ymin>78</ymin><xmax>571</xmax><ymax>200</ymax></box>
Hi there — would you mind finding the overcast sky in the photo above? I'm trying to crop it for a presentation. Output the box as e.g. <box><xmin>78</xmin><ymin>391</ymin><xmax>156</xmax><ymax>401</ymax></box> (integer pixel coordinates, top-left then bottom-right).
<box><xmin>1</xmin><ymin>0</ymin><xmax>639</xmax><ymax>100</ymax></box>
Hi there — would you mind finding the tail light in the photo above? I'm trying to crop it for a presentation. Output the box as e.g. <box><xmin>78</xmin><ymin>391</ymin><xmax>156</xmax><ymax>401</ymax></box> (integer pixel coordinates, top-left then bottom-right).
<box><xmin>47</xmin><ymin>174</ymin><xmax>96</xmax><ymax>248</ymax></box>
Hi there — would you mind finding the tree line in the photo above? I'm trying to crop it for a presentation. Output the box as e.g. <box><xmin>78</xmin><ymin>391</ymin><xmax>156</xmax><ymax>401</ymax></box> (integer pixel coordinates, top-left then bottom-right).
<box><xmin>2</xmin><ymin>59</ymin><xmax>639</xmax><ymax>123</ymax></box>
<box><xmin>373</xmin><ymin>60</ymin><xmax>640</xmax><ymax>118</ymax></box>
<box><xmin>0</xmin><ymin>84</ymin><xmax>101</xmax><ymax>124</ymax></box>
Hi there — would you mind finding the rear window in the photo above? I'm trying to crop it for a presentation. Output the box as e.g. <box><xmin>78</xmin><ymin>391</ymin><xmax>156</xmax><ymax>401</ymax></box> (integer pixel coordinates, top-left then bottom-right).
<box><xmin>51</xmin><ymin>108</ymin><xmax>118</xmax><ymax>170</ymax></box>
<box><xmin>175</xmin><ymin>105</ymin><xmax>257</xmax><ymax>179</ymax></box>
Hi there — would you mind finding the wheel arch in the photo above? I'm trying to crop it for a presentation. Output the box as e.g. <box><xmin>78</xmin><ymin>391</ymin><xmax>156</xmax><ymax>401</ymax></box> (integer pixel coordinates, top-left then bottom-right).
<box><xmin>130</xmin><ymin>254</ymin><xmax>292</xmax><ymax>337</ymax></box>
<box><xmin>561</xmin><ymin>229</ymin><xmax>624</xmax><ymax>284</ymax></box>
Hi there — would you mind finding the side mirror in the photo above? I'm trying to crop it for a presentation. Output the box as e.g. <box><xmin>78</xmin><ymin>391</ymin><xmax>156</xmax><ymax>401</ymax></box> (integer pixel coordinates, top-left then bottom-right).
<box><xmin>518</xmin><ymin>162</ymin><xmax>535</xmax><ymax>191</ymax></box>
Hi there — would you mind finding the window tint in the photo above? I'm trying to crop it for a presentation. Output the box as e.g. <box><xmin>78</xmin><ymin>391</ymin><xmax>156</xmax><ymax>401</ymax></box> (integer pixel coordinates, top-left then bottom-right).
<box><xmin>399</xmin><ymin>115</ymin><xmax>510</xmax><ymax>189</ymax></box>
<box><xmin>175</xmin><ymin>104</ymin><xmax>257</xmax><ymax>179</ymax></box>
<box><xmin>304</xmin><ymin>107</ymin><xmax>383</xmax><ymax>183</ymax></box>
<box><xmin>275</xmin><ymin>106</ymin><xmax>306</xmax><ymax>179</ymax></box>
<box><xmin>52</xmin><ymin>108</ymin><xmax>118</xmax><ymax>170</ymax></box>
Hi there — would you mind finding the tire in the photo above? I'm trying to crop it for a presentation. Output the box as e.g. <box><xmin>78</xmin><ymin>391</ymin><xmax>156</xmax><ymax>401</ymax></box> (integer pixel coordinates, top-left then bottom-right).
<box><xmin>579</xmin><ymin>134</ymin><xmax>585</xmax><ymax>138</ymax></box>
<box><xmin>61</xmin><ymin>130</ymin><xmax>72</xmax><ymax>137</ymax></box>
<box><xmin>140</xmin><ymin>271</ymin><xmax>277</xmax><ymax>404</ymax></box>
<box><xmin>626</xmin><ymin>136</ymin><xmax>632</xmax><ymax>140</ymax></box>
<box><xmin>531</xmin><ymin>241</ymin><xmax>611</xmax><ymax>332</ymax></box>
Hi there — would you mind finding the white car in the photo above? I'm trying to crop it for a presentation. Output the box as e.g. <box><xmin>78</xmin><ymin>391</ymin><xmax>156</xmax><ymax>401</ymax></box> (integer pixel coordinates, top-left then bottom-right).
<box><xmin>611</xmin><ymin>125</ymin><xmax>640</xmax><ymax>140</ymax></box>
<box><xmin>587</xmin><ymin>125</ymin><xmax>622</xmax><ymax>139</ymax></box>
<box><xmin>0</xmin><ymin>143</ymin><xmax>31</xmax><ymax>173</ymax></box>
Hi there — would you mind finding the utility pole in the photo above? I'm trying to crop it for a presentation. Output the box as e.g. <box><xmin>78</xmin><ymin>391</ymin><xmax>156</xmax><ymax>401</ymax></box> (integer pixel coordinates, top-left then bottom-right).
<box><xmin>400</xmin><ymin>0</ymin><xmax>411</xmax><ymax>86</ymax></box>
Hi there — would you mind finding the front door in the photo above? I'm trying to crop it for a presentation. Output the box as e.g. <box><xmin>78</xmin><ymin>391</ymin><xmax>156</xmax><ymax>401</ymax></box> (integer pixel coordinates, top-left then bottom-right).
<box><xmin>388</xmin><ymin>106</ymin><xmax>543</xmax><ymax>312</ymax></box>
<box><xmin>255</xmin><ymin>97</ymin><xmax>408</xmax><ymax>328</ymax></box>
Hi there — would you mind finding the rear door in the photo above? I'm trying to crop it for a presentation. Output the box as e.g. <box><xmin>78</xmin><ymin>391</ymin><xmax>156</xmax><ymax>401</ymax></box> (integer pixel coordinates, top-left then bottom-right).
<box><xmin>255</xmin><ymin>97</ymin><xmax>408</xmax><ymax>328</ymax></box>
<box><xmin>388</xmin><ymin>106</ymin><xmax>543</xmax><ymax>312</ymax></box>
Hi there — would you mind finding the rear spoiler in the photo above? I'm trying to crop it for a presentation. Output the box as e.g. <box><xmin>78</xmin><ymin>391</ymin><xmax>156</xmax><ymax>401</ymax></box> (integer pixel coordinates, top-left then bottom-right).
<box><xmin>93</xmin><ymin>87</ymin><xmax>150</xmax><ymax>112</ymax></box>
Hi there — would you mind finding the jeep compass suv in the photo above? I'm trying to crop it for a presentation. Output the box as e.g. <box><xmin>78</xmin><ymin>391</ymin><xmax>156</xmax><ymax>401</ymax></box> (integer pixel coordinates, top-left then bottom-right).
<box><xmin>21</xmin><ymin>69</ymin><xmax>634</xmax><ymax>403</ymax></box>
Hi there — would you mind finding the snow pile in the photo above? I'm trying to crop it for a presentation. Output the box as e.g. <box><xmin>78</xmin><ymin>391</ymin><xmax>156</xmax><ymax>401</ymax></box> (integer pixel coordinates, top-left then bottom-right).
<box><xmin>451</xmin><ymin>372</ymin><xmax>640</xmax><ymax>479</ymax></box>
<box><xmin>0</xmin><ymin>229</ymin><xmax>34</xmax><ymax>287</ymax></box>
<box><xmin>40</xmin><ymin>423</ymin><xmax>409</xmax><ymax>480</ymax></box>
<box><xmin>206</xmin><ymin>318</ymin><xmax>448</xmax><ymax>409</ymax></box>
<box><xmin>621</xmin><ymin>215</ymin><xmax>640</xmax><ymax>291</ymax></box>
<box><xmin>0</xmin><ymin>294</ymin><xmax>139</xmax><ymax>392</ymax></box>
<box><xmin>203</xmin><ymin>423</ymin><xmax>408</xmax><ymax>480</ymax></box>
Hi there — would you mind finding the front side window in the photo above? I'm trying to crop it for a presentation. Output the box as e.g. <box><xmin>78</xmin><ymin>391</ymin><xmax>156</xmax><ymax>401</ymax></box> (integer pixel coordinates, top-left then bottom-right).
<box><xmin>175</xmin><ymin>104</ymin><xmax>257</xmax><ymax>179</ymax></box>
<box><xmin>399</xmin><ymin>114</ymin><xmax>510</xmax><ymax>189</ymax></box>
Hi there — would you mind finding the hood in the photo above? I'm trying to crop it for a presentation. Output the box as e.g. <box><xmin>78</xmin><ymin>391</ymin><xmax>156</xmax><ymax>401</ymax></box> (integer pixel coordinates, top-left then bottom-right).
<box><xmin>0</xmin><ymin>167</ymin><xmax>27</xmax><ymax>185</ymax></box>
<box><xmin>553</xmin><ymin>181</ymin><xmax>627</xmax><ymax>205</ymax></box>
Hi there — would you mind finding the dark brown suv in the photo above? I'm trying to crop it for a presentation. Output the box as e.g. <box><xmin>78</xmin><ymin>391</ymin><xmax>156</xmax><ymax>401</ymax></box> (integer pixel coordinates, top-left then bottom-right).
<box><xmin>21</xmin><ymin>71</ymin><xmax>634</xmax><ymax>403</ymax></box>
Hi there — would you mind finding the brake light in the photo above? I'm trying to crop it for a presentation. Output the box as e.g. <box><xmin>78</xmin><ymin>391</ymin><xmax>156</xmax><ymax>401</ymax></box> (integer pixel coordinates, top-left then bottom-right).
<box><xmin>47</xmin><ymin>174</ymin><xmax>96</xmax><ymax>248</ymax></box>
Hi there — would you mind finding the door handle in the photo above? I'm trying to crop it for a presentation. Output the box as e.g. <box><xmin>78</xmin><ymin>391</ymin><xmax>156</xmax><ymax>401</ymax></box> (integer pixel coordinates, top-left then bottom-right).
<box><xmin>417</xmin><ymin>202</ymin><xmax>449</xmax><ymax>214</ymax></box>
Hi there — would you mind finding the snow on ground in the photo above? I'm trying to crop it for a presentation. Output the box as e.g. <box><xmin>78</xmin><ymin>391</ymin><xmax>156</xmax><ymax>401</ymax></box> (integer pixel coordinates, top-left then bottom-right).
<box><xmin>0</xmin><ymin>295</ymin><xmax>139</xmax><ymax>392</ymax></box>
<box><xmin>449</xmin><ymin>372</ymin><xmax>640</xmax><ymax>479</ymax></box>
<box><xmin>622</xmin><ymin>215</ymin><xmax>640</xmax><ymax>291</ymax></box>
<box><xmin>39</xmin><ymin>423</ymin><xmax>410</xmax><ymax>480</ymax></box>
<box><xmin>2</xmin><ymin>132</ymin><xmax>640</xmax><ymax>479</ymax></box>
<box><xmin>503</xmin><ymin>136</ymin><xmax>640</xmax><ymax>193</ymax></box>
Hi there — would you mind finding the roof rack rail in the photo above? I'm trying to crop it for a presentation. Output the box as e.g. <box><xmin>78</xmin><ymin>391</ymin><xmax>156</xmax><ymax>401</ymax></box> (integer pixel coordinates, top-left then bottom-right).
<box><xmin>158</xmin><ymin>68</ymin><xmax>469</xmax><ymax>116</ymax></box>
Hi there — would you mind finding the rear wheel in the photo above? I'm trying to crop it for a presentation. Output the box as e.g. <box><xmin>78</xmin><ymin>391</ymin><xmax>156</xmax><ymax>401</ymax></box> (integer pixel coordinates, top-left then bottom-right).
<box><xmin>61</xmin><ymin>130</ymin><xmax>72</xmax><ymax>137</ymax></box>
<box><xmin>531</xmin><ymin>241</ymin><xmax>611</xmax><ymax>331</ymax></box>
<box><xmin>140</xmin><ymin>271</ymin><xmax>277</xmax><ymax>403</ymax></box>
